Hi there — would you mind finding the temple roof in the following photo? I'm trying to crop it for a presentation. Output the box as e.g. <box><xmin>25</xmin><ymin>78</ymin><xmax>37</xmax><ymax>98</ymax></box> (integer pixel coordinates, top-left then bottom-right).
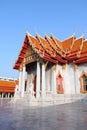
<box><xmin>13</xmin><ymin>32</ymin><xmax>87</xmax><ymax>70</ymax></box>
<box><xmin>0</xmin><ymin>78</ymin><xmax>18</xmax><ymax>92</ymax></box>
<box><xmin>62</xmin><ymin>36</ymin><xmax>74</xmax><ymax>52</ymax></box>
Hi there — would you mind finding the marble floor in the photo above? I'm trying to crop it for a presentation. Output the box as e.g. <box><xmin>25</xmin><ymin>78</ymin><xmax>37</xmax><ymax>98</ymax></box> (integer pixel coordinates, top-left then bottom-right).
<box><xmin>0</xmin><ymin>100</ymin><xmax>87</xmax><ymax>130</ymax></box>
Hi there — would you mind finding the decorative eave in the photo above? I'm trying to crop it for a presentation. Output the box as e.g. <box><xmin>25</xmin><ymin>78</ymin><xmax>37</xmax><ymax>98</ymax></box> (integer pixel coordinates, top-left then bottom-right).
<box><xmin>13</xmin><ymin>35</ymin><xmax>29</xmax><ymax>70</ymax></box>
<box><xmin>73</xmin><ymin>57</ymin><xmax>87</xmax><ymax>64</ymax></box>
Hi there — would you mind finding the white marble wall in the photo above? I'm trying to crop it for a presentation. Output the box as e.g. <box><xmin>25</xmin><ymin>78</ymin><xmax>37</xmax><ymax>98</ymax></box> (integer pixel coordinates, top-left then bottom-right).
<box><xmin>56</xmin><ymin>63</ymin><xmax>76</xmax><ymax>94</ymax></box>
<box><xmin>45</xmin><ymin>66</ymin><xmax>53</xmax><ymax>91</ymax></box>
<box><xmin>75</xmin><ymin>63</ymin><xmax>87</xmax><ymax>93</ymax></box>
<box><xmin>45</xmin><ymin>69</ymin><xmax>50</xmax><ymax>91</ymax></box>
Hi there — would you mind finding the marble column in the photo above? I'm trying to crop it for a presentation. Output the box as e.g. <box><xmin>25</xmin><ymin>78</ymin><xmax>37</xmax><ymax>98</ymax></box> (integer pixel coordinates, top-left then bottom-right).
<box><xmin>36</xmin><ymin>62</ymin><xmax>40</xmax><ymax>98</ymax></box>
<box><xmin>2</xmin><ymin>93</ymin><xmax>3</xmax><ymax>98</ymax></box>
<box><xmin>74</xmin><ymin>65</ymin><xmax>80</xmax><ymax>94</ymax></box>
<box><xmin>53</xmin><ymin>66</ymin><xmax>57</xmax><ymax>94</ymax></box>
<box><xmin>19</xmin><ymin>66</ymin><xmax>23</xmax><ymax>92</ymax></box>
<box><xmin>0</xmin><ymin>93</ymin><xmax>1</xmax><ymax>98</ymax></box>
<box><xmin>26</xmin><ymin>73</ymin><xmax>30</xmax><ymax>92</ymax></box>
<box><xmin>6</xmin><ymin>93</ymin><xmax>7</xmax><ymax>98</ymax></box>
<box><xmin>21</xmin><ymin>63</ymin><xmax>26</xmax><ymax>97</ymax></box>
<box><xmin>8</xmin><ymin>93</ymin><xmax>10</xmax><ymax>98</ymax></box>
<box><xmin>41</xmin><ymin>64</ymin><xmax>46</xmax><ymax>99</ymax></box>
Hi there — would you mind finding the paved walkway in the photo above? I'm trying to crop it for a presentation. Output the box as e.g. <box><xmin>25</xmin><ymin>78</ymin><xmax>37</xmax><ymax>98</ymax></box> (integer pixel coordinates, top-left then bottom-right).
<box><xmin>0</xmin><ymin>101</ymin><xmax>87</xmax><ymax>130</ymax></box>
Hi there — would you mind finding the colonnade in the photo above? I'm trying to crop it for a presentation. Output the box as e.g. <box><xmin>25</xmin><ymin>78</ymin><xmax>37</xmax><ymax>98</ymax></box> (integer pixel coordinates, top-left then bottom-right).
<box><xmin>18</xmin><ymin>61</ymin><xmax>57</xmax><ymax>99</ymax></box>
<box><xmin>0</xmin><ymin>92</ymin><xmax>14</xmax><ymax>98</ymax></box>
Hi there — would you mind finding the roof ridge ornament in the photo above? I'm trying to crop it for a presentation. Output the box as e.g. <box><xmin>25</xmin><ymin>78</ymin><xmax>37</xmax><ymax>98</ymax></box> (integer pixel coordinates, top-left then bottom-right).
<box><xmin>50</xmin><ymin>33</ymin><xmax>54</xmax><ymax>38</ymax></box>
<box><xmin>82</xmin><ymin>33</ymin><xmax>85</xmax><ymax>40</ymax></box>
<box><xmin>36</xmin><ymin>32</ymin><xmax>39</xmax><ymax>36</ymax></box>
<box><xmin>72</xmin><ymin>33</ymin><xmax>76</xmax><ymax>39</ymax></box>
<box><xmin>44</xmin><ymin>33</ymin><xmax>47</xmax><ymax>38</ymax></box>
<box><xmin>26</xmin><ymin>31</ymin><xmax>31</xmax><ymax>36</ymax></box>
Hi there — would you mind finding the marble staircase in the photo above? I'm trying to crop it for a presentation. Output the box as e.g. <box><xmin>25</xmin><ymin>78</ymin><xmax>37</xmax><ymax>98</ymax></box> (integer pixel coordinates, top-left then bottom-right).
<box><xmin>12</xmin><ymin>93</ymin><xmax>87</xmax><ymax>106</ymax></box>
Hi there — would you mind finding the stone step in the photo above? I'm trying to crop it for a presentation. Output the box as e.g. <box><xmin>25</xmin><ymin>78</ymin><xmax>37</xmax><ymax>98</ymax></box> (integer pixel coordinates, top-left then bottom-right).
<box><xmin>11</xmin><ymin>94</ymin><xmax>87</xmax><ymax>106</ymax></box>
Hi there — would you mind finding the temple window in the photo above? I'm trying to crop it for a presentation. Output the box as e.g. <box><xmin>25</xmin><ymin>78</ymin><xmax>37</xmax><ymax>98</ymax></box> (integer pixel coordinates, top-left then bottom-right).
<box><xmin>83</xmin><ymin>76</ymin><xmax>87</xmax><ymax>91</ymax></box>
<box><xmin>80</xmin><ymin>72</ymin><xmax>87</xmax><ymax>93</ymax></box>
<box><xmin>56</xmin><ymin>73</ymin><xmax>64</xmax><ymax>94</ymax></box>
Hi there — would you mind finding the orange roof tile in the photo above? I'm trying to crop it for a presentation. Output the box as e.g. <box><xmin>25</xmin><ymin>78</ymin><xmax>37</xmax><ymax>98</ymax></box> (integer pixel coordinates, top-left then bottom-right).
<box><xmin>36</xmin><ymin>34</ymin><xmax>56</xmax><ymax>57</ymax></box>
<box><xmin>62</xmin><ymin>37</ymin><xmax>74</xmax><ymax>51</ymax></box>
<box><xmin>45</xmin><ymin>36</ymin><xmax>62</xmax><ymax>54</ymax></box>
<box><xmin>50</xmin><ymin>35</ymin><xmax>62</xmax><ymax>50</ymax></box>
<box><xmin>71</xmin><ymin>38</ymin><xmax>83</xmax><ymax>53</ymax></box>
<box><xmin>81</xmin><ymin>40</ymin><xmax>87</xmax><ymax>53</ymax></box>
<box><xmin>27</xmin><ymin>34</ymin><xmax>44</xmax><ymax>53</ymax></box>
<box><xmin>0</xmin><ymin>79</ymin><xmax>18</xmax><ymax>92</ymax></box>
<box><xmin>77</xmin><ymin>40</ymin><xmax>87</xmax><ymax>58</ymax></box>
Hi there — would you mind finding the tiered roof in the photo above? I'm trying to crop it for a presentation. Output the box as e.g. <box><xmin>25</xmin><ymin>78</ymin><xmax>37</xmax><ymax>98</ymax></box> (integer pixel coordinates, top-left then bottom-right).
<box><xmin>0</xmin><ymin>78</ymin><xmax>18</xmax><ymax>92</ymax></box>
<box><xmin>13</xmin><ymin>32</ymin><xmax>87</xmax><ymax>70</ymax></box>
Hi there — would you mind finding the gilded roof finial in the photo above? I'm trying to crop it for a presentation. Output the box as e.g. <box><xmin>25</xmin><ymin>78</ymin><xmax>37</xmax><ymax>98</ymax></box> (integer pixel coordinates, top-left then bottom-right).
<box><xmin>72</xmin><ymin>33</ymin><xmax>76</xmax><ymax>39</ymax></box>
<box><xmin>50</xmin><ymin>33</ymin><xmax>54</xmax><ymax>38</ymax></box>
<box><xmin>44</xmin><ymin>32</ymin><xmax>48</xmax><ymax>38</ymax></box>
<box><xmin>82</xmin><ymin>33</ymin><xmax>85</xmax><ymax>40</ymax></box>
<box><xmin>36</xmin><ymin>32</ymin><xmax>39</xmax><ymax>38</ymax></box>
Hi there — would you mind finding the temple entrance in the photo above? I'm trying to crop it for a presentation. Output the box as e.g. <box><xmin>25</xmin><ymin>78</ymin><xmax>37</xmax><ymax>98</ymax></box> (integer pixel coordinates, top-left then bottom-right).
<box><xmin>56</xmin><ymin>73</ymin><xmax>64</xmax><ymax>94</ymax></box>
<box><xmin>80</xmin><ymin>72</ymin><xmax>87</xmax><ymax>93</ymax></box>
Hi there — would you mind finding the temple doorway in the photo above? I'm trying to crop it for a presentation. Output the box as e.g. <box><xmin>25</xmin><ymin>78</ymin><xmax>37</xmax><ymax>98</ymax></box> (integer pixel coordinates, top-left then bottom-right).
<box><xmin>56</xmin><ymin>73</ymin><xmax>64</xmax><ymax>94</ymax></box>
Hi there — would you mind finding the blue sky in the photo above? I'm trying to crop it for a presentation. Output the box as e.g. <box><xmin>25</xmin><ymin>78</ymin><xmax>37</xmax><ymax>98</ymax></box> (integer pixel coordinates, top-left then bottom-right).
<box><xmin>0</xmin><ymin>0</ymin><xmax>87</xmax><ymax>79</ymax></box>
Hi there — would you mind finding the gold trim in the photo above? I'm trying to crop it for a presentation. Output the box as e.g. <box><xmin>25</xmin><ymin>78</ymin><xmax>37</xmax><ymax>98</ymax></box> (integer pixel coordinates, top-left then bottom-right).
<box><xmin>62</xmin><ymin>64</ymin><xmax>66</xmax><ymax>70</ymax></box>
<box><xmin>53</xmin><ymin>65</ymin><xmax>56</xmax><ymax>72</ymax></box>
<box><xmin>19</xmin><ymin>65</ymin><xmax>23</xmax><ymax>72</ymax></box>
<box><xmin>74</xmin><ymin>64</ymin><xmax>78</xmax><ymax>70</ymax></box>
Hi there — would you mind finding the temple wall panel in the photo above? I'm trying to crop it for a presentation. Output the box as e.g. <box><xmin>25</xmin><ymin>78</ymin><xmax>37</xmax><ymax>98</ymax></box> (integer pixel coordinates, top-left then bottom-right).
<box><xmin>62</xmin><ymin>63</ymin><xmax>76</xmax><ymax>94</ymax></box>
<box><xmin>45</xmin><ymin>64</ymin><xmax>54</xmax><ymax>91</ymax></box>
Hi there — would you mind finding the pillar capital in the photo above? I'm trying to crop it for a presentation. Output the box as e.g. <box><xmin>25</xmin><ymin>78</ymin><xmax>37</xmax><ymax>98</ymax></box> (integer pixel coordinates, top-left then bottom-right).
<box><xmin>22</xmin><ymin>63</ymin><xmax>25</xmax><ymax>67</ymax></box>
<box><xmin>19</xmin><ymin>65</ymin><xmax>23</xmax><ymax>72</ymax></box>
<box><xmin>22</xmin><ymin>58</ymin><xmax>26</xmax><ymax>67</ymax></box>
<box><xmin>53</xmin><ymin>65</ymin><xmax>56</xmax><ymax>72</ymax></box>
<box><xmin>74</xmin><ymin>64</ymin><xmax>78</xmax><ymax>71</ymax></box>
<box><xmin>41</xmin><ymin>61</ymin><xmax>48</xmax><ymax>69</ymax></box>
<box><xmin>62</xmin><ymin>64</ymin><xmax>66</xmax><ymax>70</ymax></box>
